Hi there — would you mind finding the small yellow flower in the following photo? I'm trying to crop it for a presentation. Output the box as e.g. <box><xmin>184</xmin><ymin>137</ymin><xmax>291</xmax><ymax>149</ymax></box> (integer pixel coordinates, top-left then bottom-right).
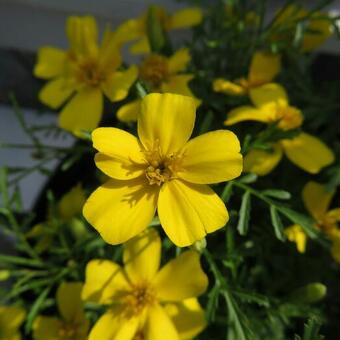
<box><xmin>286</xmin><ymin>181</ymin><xmax>340</xmax><ymax>262</ymax></box>
<box><xmin>34</xmin><ymin>16</ymin><xmax>137</xmax><ymax>135</ymax></box>
<box><xmin>0</xmin><ymin>305</ymin><xmax>26</xmax><ymax>340</ymax></box>
<box><xmin>114</xmin><ymin>6</ymin><xmax>202</xmax><ymax>54</ymax></box>
<box><xmin>225</xmin><ymin>83</ymin><xmax>334</xmax><ymax>175</ymax></box>
<box><xmin>285</xmin><ymin>224</ymin><xmax>307</xmax><ymax>253</ymax></box>
<box><xmin>33</xmin><ymin>282</ymin><xmax>89</xmax><ymax>340</ymax></box>
<box><xmin>82</xmin><ymin>228</ymin><xmax>208</xmax><ymax>339</ymax></box>
<box><xmin>213</xmin><ymin>51</ymin><xmax>281</xmax><ymax>96</ymax></box>
<box><xmin>83</xmin><ymin>93</ymin><xmax>243</xmax><ymax>246</ymax></box>
<box><xmin>117</xmin><ymin>48</ymin><xmax>200</xmax><ymax>122</ymax></box>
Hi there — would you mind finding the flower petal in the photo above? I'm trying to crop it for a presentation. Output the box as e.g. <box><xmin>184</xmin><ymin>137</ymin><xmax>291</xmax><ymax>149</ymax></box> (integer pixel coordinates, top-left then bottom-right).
<box><xmin>138</xmin><ymin>93</ymin><xmax>196</xmax><ymax>155</ymax></box>
<box><xmin>249</xmin><ymin>83</ymin><xmax>288</xmax><ymax>109</ymax></box>
<box><xmin>34</xmin><ymin>47</ymin><xmax>66</xmax><ymax>79</ymax></box>
<box><xmin>153</xmin><ymin>251</ymin><xmax>208</xmax><ymax>301</ymax></box>
<box><xmin>58</xmin><ymin>184</ymin><xmax>86</xmax><ymax>220</ymax></box>
<box><xmin>224</xmin><ymin>106</ymin><xmax>274</xmax><ymax>126</ymax></box>
<box><xmin>82</xmin><ymin>260</ymin><xmax>129</xmax><ymax>304</ymax></box>
<box><xmin>302</xmin><ymin>181</ymin><xmax>334</xmax><ymax>220</ymax></box>
<box><xmin>168</xmin><ymin>48</ymin><xmax>191</xmax><ymax>74</ymax></box>
<box><xmin>123</xmin><ymin>228</ymin><xmax>161</xmax><ymax>283</ymax></box>
<box><xmin>59</xmin><ymin>87</ymin><xmax>103</xmax><ymax>134</ymax></box>
<box><xmin>248</xmin><ymin>51</ymin><xmax>281</xmax><ymax>85</ymax></box>
<box><xmin>102</xmin><ymin>65</ymin><xmax>138</xmax><ymax>102</ymax></box>
<box><xmin>88</xmin><ymin>309</ymin><xmax>139</xmax><ymax>340</ymax></box>
<box><xmin>57</xmin><ymin>282</ymin><xmax>84</xmax><ymax>323</ymax></box>
<box><xmin>164</xmin><ymin>298</ymin><xmax>207</xmax><ymax>340</ymax></box>
<box><xmin>33</xmin><ymin>317</ymin><xmax>63</xmax><ymax>340</ymax></box>
<box><xmin>38</xmin><ymin>77</ymin><xmax>75</xmax><ymax>109</ymax></box>
<box><xmin>168</xmin><ymin>7</ymin><xmax>203</xmax><ymax>30</ymax></box>
<box><xmin>177</xmin><ymin>130</ymin><xmax>242</xmax><ymax>184</ymax></box>
<box><xmin>158</xmin><ymin>180</ymin><xmax>228</xmax><ymax>246</ymax></box>
<box><xmin>0</xmin><ymin>306</ymin><xmax>25</xmax><ymax>335</ymax></box>
<box><xmin>83</xmin><ymin>178</ymin><xmax>158</xmax><ymax>245</ymax></box>
<box><xmin>327</xmin><ymin>208</ymin><xmax>340</xmax><ymax>222</ymax></box>
<box><xmin>117</xmin><ymin>99</ymin><xmax>141</xmax><ymax>123</ymax></box>
<box><xmin>130</xmin><ymin>36</ymin><xmax>150</xmax><ymax>54</ymax></box>
<box><xmin>285</xmin><ymin>224</ymin><xmax>307</xmax><ymax>253</ymax></box>
<box><xmin>92</xmin><ymin>127</ymin><xmax>145</xmax><ymax>180</ymax></box>
<box><xmin>243</xmin><ymin>144</ymin><xmax>283</xmax><ymax>176</ymax></box>
<box><xmin>281</xmin><ymin>133</ymin><xmax>335</xmax><ymax>174</ymax></box>
<box><xmin>213</xmin><ymin>79</ymin><xmax>246</xmax><ymax>96</ymax></box>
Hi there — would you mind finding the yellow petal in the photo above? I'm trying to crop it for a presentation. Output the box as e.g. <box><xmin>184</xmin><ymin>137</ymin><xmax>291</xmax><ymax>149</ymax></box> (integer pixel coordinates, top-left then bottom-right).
<box><xmin>168</xmin><ymin>48</ymin><xmax>191</xmax><ymax>74</ymax></box>
<box><xmin>153</xmin><ymin>251</ymin><xmax>208</xmax><ymax>301</ymax></box>
<box><xmin>329</xmin><ymin>230</ymin><xmax>340</xmax><ymax>263</ymax></box>
<box><xmin>302</xmin><ymin>181</ymin><xmax>334</xmax><ymax>220</ymax></box>
<box><xmin>0</xmin><ymin>306</ymin><xmax>26</xmax><ymax>335</ymax></box>
<box><xmin>102</xmin><ymin>65</ymin><xmax>138</xmax><ymax>102</ymax></box>
<box><xmin>281</xmin><ymin>133</ymin><xmax>335</xmax><ymax>174</ymax></box>
<box><xmin>326</xmin><ymin>208</ymin><xmax>340</xmax><ymax>222</ymax></box>
<box><xmin>130</xmin><ymin>37</ymin><xmax>151</xmax><ymax>54</ymax></box>
<box><xmin>117</xmin><ymin>99</ymin><xmax>141</xmax><ymax>123</ymax></box>
<box><xmin>58</xmin><ymin>184</ymin><xmax>86</xmax><ymax>220</ymax></box>
<box><xmin>38</xmin><ymin>77</ymin><xmax>74</xmax><ymax>109</ymax></box>
<box><xmin>123</xmin><ymin>228</ymin><xmax>161</xmax><ymax>283</ymax></box>
<box><xmin>248</xmin><ymin>51</ymin><xmax>281</xmax><ymax>85</ymax></box>
<box><xmin>138</xmin><ymin>93</ymin><xmax>196</xmax><ymax>155</ymax></box>
<box><xmin>302</xmin><ymin>17</ymin><xmax>332</xmax><ymax>52</ymax></box>
<box><xmin>82</xmin><ymin>260</ymin><xmax>129</xmax><ymax>304</ymax></box>
<box><xmin>164</xmin><ymin>298</ymin><xmax>207</xmax><ymax>340</ymax></box>
<box><xmin>224</xmin><ymin>106</ymin><xmax>274</xmax><ymax>126</ymax></box>
<box><xmin>168</xmin><ymin>7</ymin><xmax>203</xmax><ymax>30</ymax></box>
<box><xmin>33</xmin><ymin>316</ymin><xmax>62</xmax><ymax>340</ymax></box>
<box><xmin>98</xmin><ymin>33</ymin><xmax>122</xmax><ymax>70</ymax></box>
<box><xmin>249</xmin><ymin>83</ymin><xmax>288</xmax><ymax>109</ymax></box>
<box><xmin>158</xmin><ymin>179</ymin><xmax>228</xmax><ymax>246</ymax></box>
<box><xmin>34</xmin><ymin>47</ymin><xmax>66</xmax><ymax>79</ymax></box>
<box><xmin>92</xmin><ymin>127</ymin><xmax>145</xmax><ymax>180</ymax></box>
<box><xmin>83</xmin><ymin>178</ymin><xmax>158</xmax><ymax>245</ymax></box>
<box><xmin>144</xmin><ymin>303</ymin><xmax>179</xmax><ymax>340</ymax></box>
<box><xmin>88</xmin><ymin>309</ymin><xmax>139</xmax><ymax>340</ymax></box>
<box><xmin>285</xmin><ymin>224</ymin><xmax>307</xmax><ymax>253</ymax></box>
<box><xmin>177</xmin><ymin>130</ymin><xmax>243</xmax><ymax>184</ymax></box>
<box><xmin>243</xmin><ymin>144</ymin><xmax>283</xmax><ymax>176</ymax></box>
<box><xmin>114</xmin><ymin>18</ymin><xmax>144</xmax><ymax>44</ymax></box>
<box><xmin>212</xmin><ymin>79</ymin><xmax>246</xmax><ymax>96</ymax></box>
<box><xmin>59</xmin><ymin>87</ymin><xmax>103</xmax><ymax>134</ymax></box>
<box><xmin>57</xmin><ymin>282</ymin><xmax>84</xmax><ymax>323</ymax></box>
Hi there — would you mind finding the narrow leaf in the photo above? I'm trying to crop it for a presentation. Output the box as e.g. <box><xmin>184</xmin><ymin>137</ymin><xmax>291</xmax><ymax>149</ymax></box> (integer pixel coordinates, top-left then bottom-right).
<box><xmin>237</xmin><ymin>191</ymin><xmax>251</xmax><ymax>236</ymax></box>
<box><xmin>270</xmin><ymin>206</ymin><xmax>286</xmax><ymax>241</ymax></box>
<box><xmin>262</xmin><ymin>189</ymin><xmax>291</xmax><ymax>200</ymax></box>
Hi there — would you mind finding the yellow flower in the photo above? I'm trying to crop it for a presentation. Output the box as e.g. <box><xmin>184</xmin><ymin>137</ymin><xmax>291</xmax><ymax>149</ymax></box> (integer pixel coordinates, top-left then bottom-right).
<box><xmin>33</xmin><ymin>282</ymin><xmax>89</xmax><ymax>340</ymax></box>
<box><xmin>271</xmin><ymin>5</ymin><xmax>332</xmax><ymax>52</ymax></box>
<box><xmin>114</xmin><ymin>6</ymin><xmax>202</xmax><ymax>54</ymax></box>
<box><xmin>117</xmin><ymin>48</ymin><xmax>200</xmax><ymax>122</ymax></box>
<box><xmin>285</xmin><ymin>224</ymin><xmax>307</xmax><ymax>253</ymax></box>
<box><xmin>213</xmin><ymin>51</ymin><xmax>281</xmax><ymax>96</ymax></box>
<box><xmin>0</xmin><ymin>305</ymin><xmax>26</xmax><ymax>340</ymax></box>
<box><xmin>83</xmin><ymin>93</ymin><xmax>243</xmax><ymax>246</ymax></box>
<box><xmin>27</xmin><ymin>184</ymin><xmax>86</xmax><ymax>253</ymax></box>
<box><xmin>225</xmin><ymin>83</ymin><xmax>334</xmax><ymax>175</ymax></box>
<box><xmin>34</xmin><ymin>16</ymin><xmax>137</xmax><ymax>135</ymax></box>
<box><xmin>82</xmin><ymin>228</ymin><xmax>208</xmax><ymax>339</ymax></box>
<box><xmin>286</xmin><ymin>181</ymin><xmax>340</xmax><ymax>262</ymax></box>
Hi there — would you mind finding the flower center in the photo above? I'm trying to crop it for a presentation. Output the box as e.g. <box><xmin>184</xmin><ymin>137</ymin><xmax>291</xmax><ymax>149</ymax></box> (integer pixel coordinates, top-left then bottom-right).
<box><xmin>275</xmin><ymin>105</ymin><xmax>303</xmax><ymax>130</ymax></box>
<box><xmin>58</xmin><ymin>322</ymin><xmax>78</xmax><ymax>339</ymax></box>
<box><xmin>139</xmin><ymin>54</ymin><xmax>169</xmax><ymax>89</ymax></box>
<box><xmin>75</xmin><ymin>57</ymin><xmax>106</xmax><ymax>86</ymax></box>
<box><xmin>134</xmin><ymin>330</ymin><xmax>145</xmax><ymax>340</ymax></box>
<box><xmin>317</xmin><ymin>216</ymin><xmax>337</xmax><ymax>233</ymax></box>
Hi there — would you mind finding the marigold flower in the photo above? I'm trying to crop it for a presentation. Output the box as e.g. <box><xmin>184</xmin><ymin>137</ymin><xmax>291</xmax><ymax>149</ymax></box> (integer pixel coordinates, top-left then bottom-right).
<box><xmin>83</xmin><ymin>93</ymin><xmax>243</xmax><ymax>246</ymax></box>
<box><xmin>33</xmin><ymin>282</ymin><xmax>89</xmax><ymax>340</ymax></box>
<box><xmin>213</xmin><ymin>51</ymin><xmax>281</xmax><ymax>96</ymax></box>
<box><xmin>114</xmin><ymin>6</ymin><xmax>202</xmax><ymax>54</ymax></box>
<box><xmin>82</xmin><ymin>228</ymin><xmax>208</xmax><ymax>339</ymax></box>
<box><xmin>0</xmin><ymin>305</ymin><xmax>26</xmax><ymax>340</ymax></box>
<box><xmin>286</xmin><ymin>181</ymin><xmax>340</xmax><ymax>262</ymax></box>
<box><xmin>117</xmin><ymin>48</ymin><xmax>200</xmax><ymax>122</ymax></box>
<box><xmin>225</xmin><ymin>83</ymin><xmax>334</xmax><ymax>175</ymax></box>
<box><xmin>34</xmin><ymin>16</ymin><xmax>137</xmax><ymax>135</ymax></box>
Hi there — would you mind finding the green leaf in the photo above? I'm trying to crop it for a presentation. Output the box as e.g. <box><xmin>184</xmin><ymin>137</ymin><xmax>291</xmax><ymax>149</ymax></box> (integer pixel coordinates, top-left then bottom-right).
<box><xmin>233</xmin><ymin>289</ymin><xmax>271</xmax><ymax>307</ymax></box>
<box><xmin>146</xmin><ymin>5</ymin><xmax>166</xmax><ymax>53</ymax></box>
<box><xmin>0</xmin><ymin>167</ymin><xmax>9</xmax><ymax>207</ymax></box>
<box><xmin>262</xmin><ymin>189</ymin><xmax>291</xmax><ymax>200</ymax></box>
<box><xmin>237</xmin><ymin>191</ymin><xmax>251</xmax><ymax>236</ymax></box>
<box><xmin>221</xmin><ymin>182</ymin><xmax>234</xmax><ymax>202</ymax></box>
<box><xmin>270</xmin><ymin>206</ymin><xmax>286</xmax><ymax>241</ymax></box>
<box><xmin>0</xmin><ymin>254</ymin><xmax>44</xmax><ymax>268</ymax></box>
<box><xmin>302</xmin><ymin>317</ymin><xmax>324</xmax><ymax>340</ymax></box>
<box><xmin>238</xmin><ymin>173</ymin><xmax>258</xmax><ymax>184</ymax></box>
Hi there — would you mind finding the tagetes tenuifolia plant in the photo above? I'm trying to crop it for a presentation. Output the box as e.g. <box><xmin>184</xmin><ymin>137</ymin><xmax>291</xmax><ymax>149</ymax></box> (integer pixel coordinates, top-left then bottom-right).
<box><xmin>82</xmin><ymin>228</ymin><xmax>207</xmax><ymax>339</ymax></box>
<box><xmin>83</xmin><ymin>93</ymin><xmax>243</xmax><ymax>246</ymax></box>
<box><xmin>0</xmin><ymin>305</ymin><xmax>26</xmax><ymax>340</ymax></box>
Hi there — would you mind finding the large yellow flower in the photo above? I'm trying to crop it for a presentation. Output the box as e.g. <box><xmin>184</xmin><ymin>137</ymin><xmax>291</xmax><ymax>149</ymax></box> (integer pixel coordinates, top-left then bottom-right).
<box><xmin>114</xmin><ymin>6</ymin><xmax>202</xmax><ymax>54</ymax></box>
<box><xmin>286</xmin><ymin>181</ymin><xmax>340</xmax><ymax>262</ymax></box>
<box><xmin>213</xmin><ymin>51</ymin><xmax>281</xmax><ymax>96</ymax></box>
<box><xmin>82</xmin><ymin>228</ymin><xmax>208</xmax><ymax>340</ymax></box>
<box><xmin>34</xmin><ymin>16</ymin><xmax>137</xmax><ymax>135</ymax></box>
<box><xmin>117</xmin><ymin>48</ymin><xmax>199</xmax><ymax>122</ymax></box>
<box><xmin>0</xmin><ymin>305</ymin><xmax>26</xmax><ymax>340</ymax></box>
<box><xmin>225</xmin><ymin>83</ymin><xmax>334</xmax><ymax>175</ymax></box>
<box><xmin>33</xmin><ymin>282</ymin><xmax>89</xmax><ymax>340</ymax></box>
<box><xmin>83</xmin><ymin>93</ymin><xmax>243</xmax><ymax>246</ymax></box>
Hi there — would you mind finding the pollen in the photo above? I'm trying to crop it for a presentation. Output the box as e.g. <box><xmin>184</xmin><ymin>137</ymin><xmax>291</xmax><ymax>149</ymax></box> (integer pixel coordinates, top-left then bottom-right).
<box><xmin>58</xmin><ymin>322</ymin><xmax>78</xmax><ymax>338</ymax></box>
<box><xmin>139</xmin><ymin>54</ymin><xmax>169</xmax><ymax>89</ymax></box>
<box><xmin>75</xmin><ymin>57</ymin><xmax>106</xmax><ymax>87</ymax></box>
